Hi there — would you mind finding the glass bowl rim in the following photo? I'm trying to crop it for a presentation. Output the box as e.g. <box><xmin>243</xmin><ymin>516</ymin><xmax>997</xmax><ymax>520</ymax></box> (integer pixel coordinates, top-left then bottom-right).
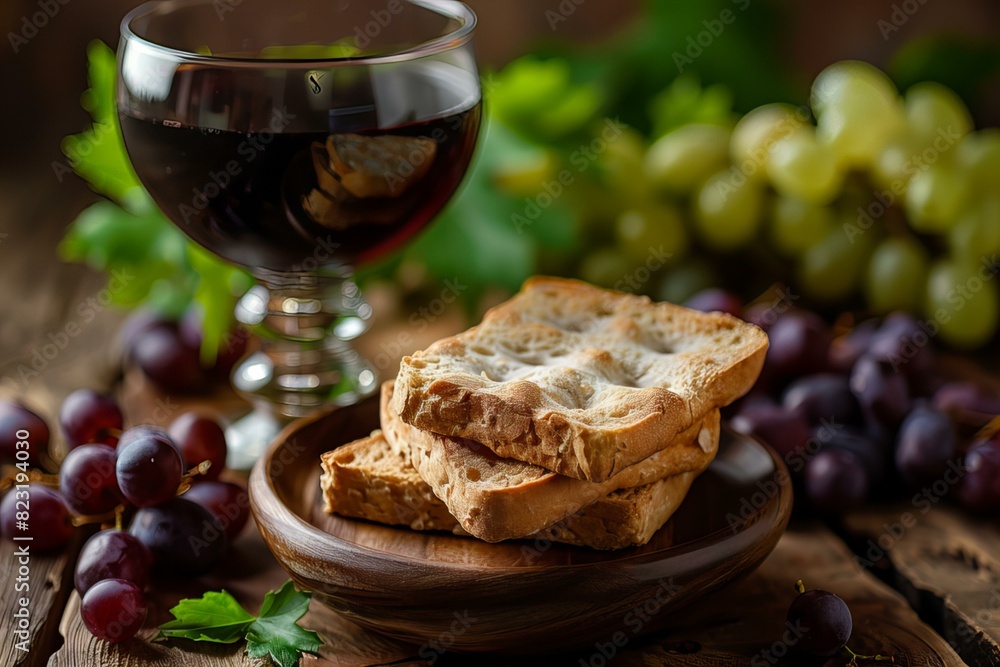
<box><xmin>120</xmin><ymin>0</ymin><xmax>477</xmax><ymax>68</ymax></box>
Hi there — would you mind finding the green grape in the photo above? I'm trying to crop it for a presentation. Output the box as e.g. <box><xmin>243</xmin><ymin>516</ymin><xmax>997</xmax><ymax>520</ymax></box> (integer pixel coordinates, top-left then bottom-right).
<box><xmin>871</xmin><ymin>135</ymin><xmax>919</xmax><ymax>192</ymax></box>
<box><xmin>949</xmin><ymin>195</ymin><xmax>1000</xmax><ymax>265</ymax></box>
<box><xmin>599</xmin><ymin>127</ymin><xmax>651</xmax><ymax>203</ymax></box>
<box><xmin>493</xmin><ymin>151</ymin><xmax>559</xmax><ymax>197</ymax></box>
<box><xmin>767</xmin><ymin>127</ymin><xmax>844</xmax><ymax>205</ymax></box>
<box><xmin>693</xmin><ymin>171</ymin><xmax>764</xmax><ymax>251</ymax></box>
<box><xmin>769</xmin><ymin>197</ymin><xmax>835</xmax><ymax>256</ymax></box>
<box><xmin>644</xmin><ymin>124</ymin><xmax>730</xmax><ymax>193</ymax></box>
<box><xmin>730</xmin><ymin>103</ymin><xmax>803</xmax><ymax>181</ymax></box>
<box><xmin>615</xmin><ymin>205</ymin><xmax>688</xmax><ymax>264</ymax></box>
<box><xmin>810</xmin><ymin>61</ymin><xmax>899</xmax><ymax>118</ymax></box>
<box><xmin>957</xmin><ymin>129</ymin><xmax>1000</xmax><ymax>191</ymax></box>
<box><xmin>798</xmin><ymin>227</ymin><xmax>871</xmax><ymax>302</ymax></box>
<box><xmin>865</xmin><ymin>237</ymin><xmax>928</xmax><ymax>313</ymax></box>
<box><xmin>904</xmin><ymin>164</ymin><xmax>970</xmax><ymax>233</ymax></box>
<box><xmin>812</xmin><ymin>63</ymin><xmax>903</xmax><ymax>167</ymax></box>
<box><xmin>656</xmin><ymin>260</ymin><xmax>717</xmax><ymax>304</ymax></box>
<box><xmin>905</xmin><ymin>82</ymin><xmax>973</xmax><ymax>149</ymax></box>
<box><xmin>578</xmin><ymin>249</ymin><xmax>638</xmax><ymax>290</ymax></box>
<box><xmin>925</xmin><ymin>259</ymin><xmax>999</xmax><ymax>349</ymax></box>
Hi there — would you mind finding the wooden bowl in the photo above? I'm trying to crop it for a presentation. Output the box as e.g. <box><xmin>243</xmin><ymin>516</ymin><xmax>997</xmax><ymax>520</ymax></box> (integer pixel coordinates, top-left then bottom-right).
<box><xmin>249</xmin><ymin>396</ymin><xmax>792</xmax><ymax>654</ymax></box>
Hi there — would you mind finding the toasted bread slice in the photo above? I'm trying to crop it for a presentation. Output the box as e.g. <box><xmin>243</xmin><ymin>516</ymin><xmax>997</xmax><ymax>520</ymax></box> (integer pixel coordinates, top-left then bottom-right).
<box><xmin>381</xmin><ymin>381</ymin><xmax>719</xmax><ymax>542</ymax></box>
<box><xmin>319</xmin><ymin>431</ymin><xmax>462</xmax><ymax>534</ymax></box>
<box><xmin>394</xmin><ymin>277</ymin><xmax>766</xmax><ymax>482</ymax></box>
<box><xmin>321</xmin><ymin>432</ymin><xmax>697</xmax><ymax>550</ymax></box>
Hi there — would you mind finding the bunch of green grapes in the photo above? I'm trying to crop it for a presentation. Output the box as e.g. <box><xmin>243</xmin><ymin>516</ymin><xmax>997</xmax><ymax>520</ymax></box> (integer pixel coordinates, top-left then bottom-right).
<box><xmin>581</xmin><ymin>61</ymin><xmax>998</xmax><ymax>350</ymax></box>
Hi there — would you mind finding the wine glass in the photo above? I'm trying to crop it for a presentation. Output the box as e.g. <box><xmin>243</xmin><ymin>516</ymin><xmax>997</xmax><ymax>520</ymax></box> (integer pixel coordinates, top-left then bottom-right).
<box><xmin>118</xmin><ymin>0</ymin><xmax>481</xmax><ymax>467</ymax></box>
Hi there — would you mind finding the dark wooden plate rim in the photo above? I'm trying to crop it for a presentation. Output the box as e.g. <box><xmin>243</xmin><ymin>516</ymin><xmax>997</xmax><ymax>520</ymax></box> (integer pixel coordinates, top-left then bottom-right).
<box><xmin>251</xmin><ymin>401</ymin><xmax>793</xmax><ymax>571</ymax></box>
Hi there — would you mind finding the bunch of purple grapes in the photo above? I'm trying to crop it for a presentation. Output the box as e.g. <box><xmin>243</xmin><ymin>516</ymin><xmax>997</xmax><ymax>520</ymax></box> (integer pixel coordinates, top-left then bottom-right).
<box><xmin>0</xmin><ymin>391</ymin><xmax>249</xmax><ymax>643</ymax></box>
<box><xmin>685</xmin><ymin>289</ymin><xmax>1000</xmax><ymax>515</ymax></box>
<box><xmin>121</xmin><ymin>308</ymin><xmax>248</xmax><ymax>394</ymax></box>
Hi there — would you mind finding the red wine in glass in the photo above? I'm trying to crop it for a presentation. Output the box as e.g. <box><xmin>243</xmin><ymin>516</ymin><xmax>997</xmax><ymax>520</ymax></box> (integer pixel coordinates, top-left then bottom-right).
<box><xmin>121</xmin><ymin>78</ymin><xmax>481</xmax><ymax>271</ymax></box>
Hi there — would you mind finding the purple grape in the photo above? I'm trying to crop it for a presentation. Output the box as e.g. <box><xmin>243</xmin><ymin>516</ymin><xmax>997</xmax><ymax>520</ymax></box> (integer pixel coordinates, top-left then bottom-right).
<box><xmin>0</xmin><ymin>401</ymin><xmax>50</xmax><ymax>466</ymax></box>
<box><xmin>895</xmin><ymin>406</ymin><xmax>956</xmax><ymax>487</ymax></box>
<box><xmin>817</xmin><ymin>426</ymin><xmax>888</xmax><ymax>481</ymax></box>
<box><xmin>804</xmin><ymin>448</ymin><xmax>870</xmax><ymax>514</ymax></box>
<box><xmin>129</xmin><ymin>497</ymin><xmax>226</xmax><ymax>574</ymax></box>
<box><xmin>212</xmin><ymin>328</ymin><xmax>250</xmax><ymax>380</ymax></box>
<box><xmin>59</xmin><ymin>444</ymin><xmax>122</xmax><ymax>515</ymax></box>
<box><xmin>764</xmin><ymin>311</ymin><xmax>831</xmax><ymax>377</ymax></box>
<box><xmin>80</xmin><ymin>579</ymin><xmax>147</xmax><ymax>643</ymax></box>
<box><xmin>168</xmin><ymin>413</ymin><xmax>227</xmax><ymax>480</ymax></box>
<box><xmin>850</xmin><ymin>355</ymin><xmax>910</xmax><ymax>427</ymax></box>
<box><xmin>787</xmin><ymin>587</ymin><xmax>853</xmax><ymax>657</ymax></box>
<box><xmin>0</xmin><ymin>484</ymin><xmax>74</xmax><ymax>552</ymax></box>
<box><xmin>60</xmin><ymin>389</ymin><xmax>123</xmax><ymax>450</ymax></box>
<box><xmin>179</xmin><ymin>308</ymin><xmax>249</xmax><ymax>380</ymax></box>
<box><xmin>120</xmin><ymin>309</ymin><xmax>173</xmax><ymax>359</ymax></box>
<box><xmin>183</xmin><ymin>481</ymin><xmax>249</xmax><ymax>541</ymax></box>
<box><xmin>132</xmin><ymin>325</ymin><xmax>209</xmax><ymax>394</ymax></box>
<box><xmin>75</xmin><ymin>530</ymin><xmax>152</xmax><ymax>595</ymax></box>
<box><xmin>117</xmin><ymin>424</ymin><xmax>170</xmax><ymax>451</ymax></box>
<box><xmin>828</xmin><ymin>319</ymin><xmax>879</xmax><ymax>374</ymax></box>
<box><xmin>956</xmin><ymin>439</ymin><xmax>1000</xmax><ymax>514</ymax></box>
<box><xmin>782</xmin><ymin>374</ymin><xmax>861</xmax><ymax>426</ymax></box>
<box><xmin>744</xmin><ymin>302</ymin><xmax>780</xmax><ymax>332</ymax></box>
<box><xmin>731</xmin><ymin>400</ymin><xmax>811</xmax><ymax>460</ymax></box>
<box><xmin>684</xmin><ymin>289</ymin><xmax>743</xmax><ymax>318</ymax></box>
<box><xmin>932</xmin><ymin>381</ymin><xmax>1000</xmax><ymax>430</ymax></box>
<box><xmin>868</xmin><ymin>313</ymin><xmax>935</xmax><ymax>390</ymax></box>
<box><xmin>116</xmin><ymin>434</ymin><xmax>184</xmax><ymax>507</ymax></box>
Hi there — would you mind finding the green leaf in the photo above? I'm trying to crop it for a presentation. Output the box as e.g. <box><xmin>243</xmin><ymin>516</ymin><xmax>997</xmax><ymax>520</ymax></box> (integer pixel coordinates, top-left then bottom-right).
<box><xmin>159</xmin><ymin>581</ymin><xmax>322</xmax><ymax>667</ymax></box>
<box><xmin>158</xmin><ymin>590</ymin><xmax>255</xmax><ymax>644</ymax></box>
<box><xmin>649</xmin><ymin>73</ymin><xmax>734</xmax><ymax>139</ymax></box>
<box><xmin>260</xmin><ymin>42</ymin><xmax>360</xmax><ymax>59</ymax></box>
<box><xmin>490</xmin><ymin>56</ymin><xmax>603</xmax><ymax>142</ymax></box>
<box><xmin>63</xmin><ymin>40</ymin><xmax>141</xmax><ymax>203</ymax></box>
<box><xmin>80</xmin><ymin>39</ymin><xmax>116</xmax><ymax>123</ymax></box>
<box><xmin>244</xmin><ymin>582</ymin><xmax>322</xmax><ymax>667</ymax></box>
<box><xmin>188</xmin><ymin>244</ymin><xmax>251</xmax><ymax>364</ymax></box>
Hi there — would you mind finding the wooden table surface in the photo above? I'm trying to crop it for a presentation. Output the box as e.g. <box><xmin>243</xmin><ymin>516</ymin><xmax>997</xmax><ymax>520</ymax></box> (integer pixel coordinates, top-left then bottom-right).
<box><xmin>1</xmin><ymin>185</ymin><xmax>998</xmax><ymax>667</ymax></box>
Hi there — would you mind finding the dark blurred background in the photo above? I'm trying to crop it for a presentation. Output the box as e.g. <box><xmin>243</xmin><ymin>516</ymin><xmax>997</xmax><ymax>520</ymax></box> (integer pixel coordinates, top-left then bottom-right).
<box><xmin>1</xmin><ymin>0</ymin><xmax>999</xmax><ymax>400</ymax></box>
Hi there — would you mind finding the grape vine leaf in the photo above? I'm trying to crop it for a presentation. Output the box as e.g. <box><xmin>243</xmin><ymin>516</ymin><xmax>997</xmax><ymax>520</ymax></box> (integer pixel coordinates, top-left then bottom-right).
<box><xmin>62</xmin><ymin>40</ymin><xmax>142</xmax><ymax>205</ymax></box>
<box><xmin>158</xmin><ymin>590</ymin><xmax>255</xmax><ymax>644</ymax></box>
<box><xmin>159</xmin><ymin>581</ymin><xmax>322</xmax><ymax>667</ymax></box>
<box><xmin>245</xmin><ymin>582</ymin><xmax>323</xmax><ymax>667</ymax></box>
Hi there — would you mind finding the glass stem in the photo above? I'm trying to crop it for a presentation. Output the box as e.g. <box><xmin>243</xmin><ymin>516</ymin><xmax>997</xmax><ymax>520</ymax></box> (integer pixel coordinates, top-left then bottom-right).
<box><xmin>232</xmin><ymin>268</ymin><xmax>377</xmax><ymax>420</ymax></box>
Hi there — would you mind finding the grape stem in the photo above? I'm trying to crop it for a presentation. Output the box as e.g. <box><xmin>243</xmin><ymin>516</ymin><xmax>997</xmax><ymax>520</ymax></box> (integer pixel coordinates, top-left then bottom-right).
<box><xmin>794</xmin><ymin>579</ymin><xmax>807</xmax><ymax>594</ymax></box>
<box><xmin>71</xmin><ymin>509</ymin><xmax>119</xmax><ymax>527</ymax></box>
<box><xmin>973</xmin><ymin>414</ymin><xmax>1000</xmax><ymax>442</ymax></box>
<box><xmin>0</xmin><ymin>469</ymin><xmax>60</xmax><ymax>491</ymax></box>
<box><xmin>176</xmin><ymin>460</ymin><xmax>213</xmax><ymax>495</ymax></box>
<box><xmin>845</xmin><ymin>645</ymin><xmax>895</xmax><ymax>665</ymax></box>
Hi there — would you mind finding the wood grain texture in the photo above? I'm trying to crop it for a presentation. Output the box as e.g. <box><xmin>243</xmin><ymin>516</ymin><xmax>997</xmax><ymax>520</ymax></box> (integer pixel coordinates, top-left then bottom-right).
<box><xmin>607</xmin><ymin>526</ymin><xmax>969</xmax><ymax>667</ymax></box>
<box><xmin>0</xmin><ymin>532</ymin><xmax>86</xmax><ymax>667</ymax></box>
<box><xmin>843</xmin><ymin>504</ymin><xmax>1000</xmax><ymax>667</ymax></box>
<box><xmin>417</xmin><ymin>526</ymin><xmax>968</xmax><ymax>666</ymax></box>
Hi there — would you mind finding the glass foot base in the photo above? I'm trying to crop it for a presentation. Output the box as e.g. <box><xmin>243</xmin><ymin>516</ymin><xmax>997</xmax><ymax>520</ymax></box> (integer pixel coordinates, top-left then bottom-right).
<box><xmin>225</xmin><ymin>410</ymin><xmax>284</xmax><ymax>472</ymax></box>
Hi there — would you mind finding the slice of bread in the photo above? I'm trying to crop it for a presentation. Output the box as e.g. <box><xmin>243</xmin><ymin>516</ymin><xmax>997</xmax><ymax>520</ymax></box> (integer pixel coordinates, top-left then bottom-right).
<box><xmin>394</xmin><ymin>277</ymin><xmax>767</xmax><ymax>482</ymax></box>
<box><xmin>321</xmin><ymin>432</ymin><xmax>697</xmax><ymax>549</ymax></box>
<box><xmin>319</xmin><ymin>431</ymin><xmax>463</xmax><ymax>534</ymax></box>
<box><xmin>380</xmin><ymin>381</ymin><xmax>719</xmax><ymax>542</ymax></box>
